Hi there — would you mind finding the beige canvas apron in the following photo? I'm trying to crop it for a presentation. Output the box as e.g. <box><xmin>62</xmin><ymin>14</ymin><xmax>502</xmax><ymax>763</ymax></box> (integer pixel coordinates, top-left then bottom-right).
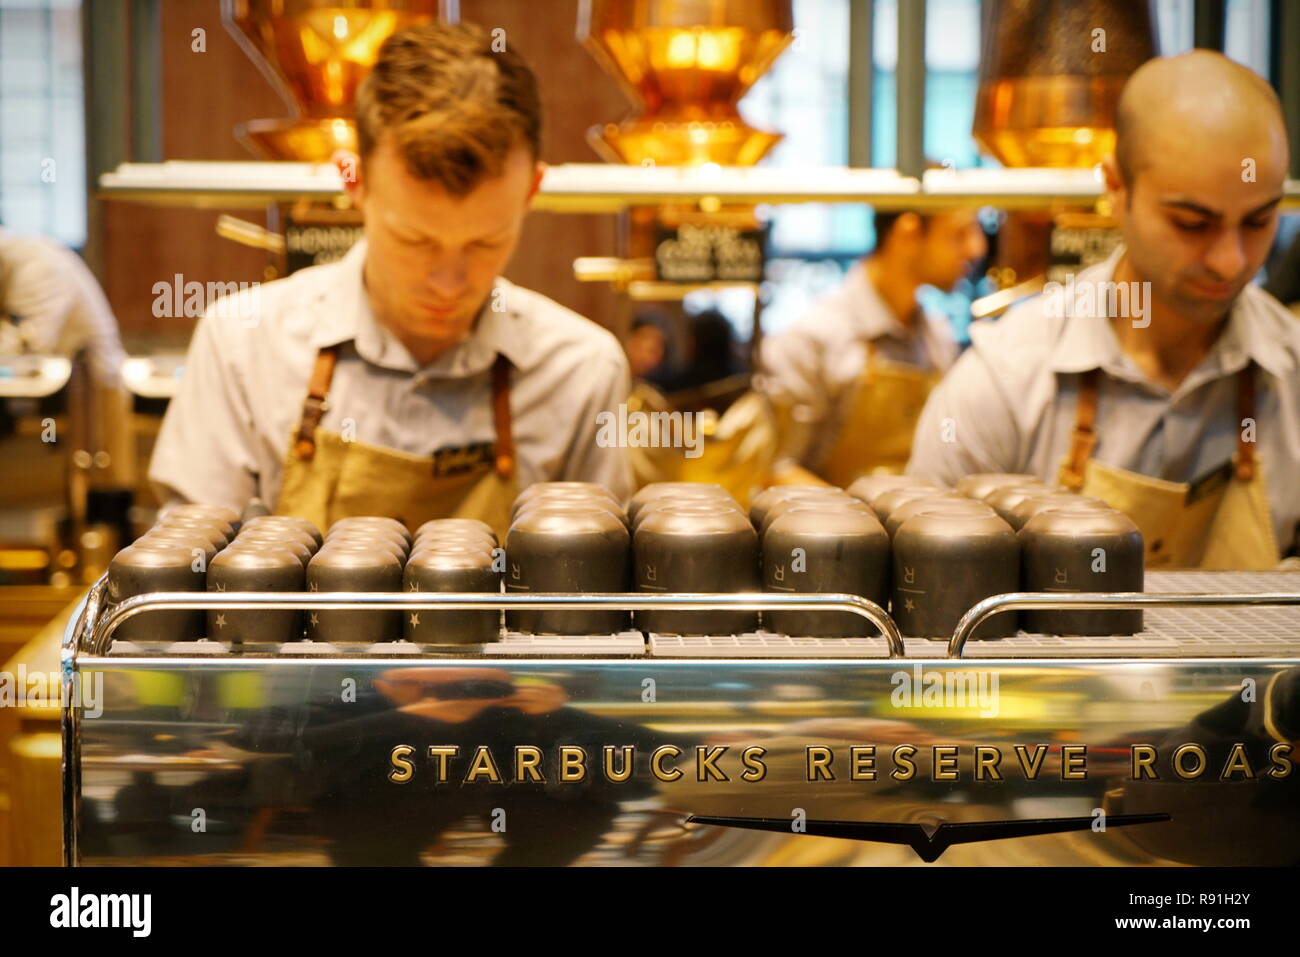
<box><xmin>275</xmin><ymin>345</ymin><xmax>519</xmax><ymax>540</ymax></box>
<box><xmin>816</xmin><ymin>345</ymin><xmax>942</xmax><ymax>488</ymax></box>
<box><xmin>1057</xmin><ymin>365</ymin><xmax>1279</xmax><ymax>569</ymax></box>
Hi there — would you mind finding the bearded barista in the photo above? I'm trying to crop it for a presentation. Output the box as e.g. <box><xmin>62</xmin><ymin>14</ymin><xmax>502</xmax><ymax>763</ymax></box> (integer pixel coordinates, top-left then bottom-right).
<box><xmin>908</xmin><ymin>52</ymin><xmax>1300</xmax><ymax>569</ymax></box>
<box><xmin>148</xmin><ymin>24</ymin><xmax>633</xmax><ymax>536</ymax></box>
<box><xmin>756</xmin><ymin>207</ymin><xmax>986</xmax><ymax>487</ymax></box>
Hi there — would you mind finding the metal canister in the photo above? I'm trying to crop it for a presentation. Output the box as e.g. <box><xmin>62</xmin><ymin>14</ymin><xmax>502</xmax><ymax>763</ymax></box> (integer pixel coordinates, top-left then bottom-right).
<box><xmin>1020</xmin><ymin>506</ymin><xmax>1144</xmax><ymax>636</ymax></box>
<box><xmin>984</xmin><ymin>483</ymin><xmax>1060</xmax><ymax>525</ymax></box>
<box><xmin>883</xmin><ymin>494</ymin><xmax>996</xmax><ymax>538</ymax></box>
<box><xmin>871</xmin><ymin>484</ymin><xmax>956</xmax><ymax>525</ymax></box>
<box><xmin>505</xmin><ymin>506</ymin><xmax>630</xmax><ymax>635</ymax></box>
<box><xmin>626</xmin><ymin>482</ymin><xmax>733</xmax><ymax>525</ymax></box>
<box><xmin>162</xmin><ymin>503</ymin><xmax>241</xmax><ymax>529</ymax></box>
<box><xmin>513</xmin><ymin>492</ymin><xmax>628</xmax><ymax>528</ymax></box>
<box><xmin>242</xmin><ymin>515</ymin><xmax>323</xmax><ymax>548</ymax></box>
<box><xmin>892</xmin><ymin>509</ymin><xmax>1020</xmax><ymax>639</ymax></box>
<box><xmin>1008</xmin><ymin>492</ymin><xmax>1111</xmax><ymax>532</ymax></box>
<box><xmin>763</xmin><ymin>508</ymin><xmax>890</xmax><ymax>637</ymax></box>
<box><xmin>240</xmin><ymin>498</ymin><xmax>272</xmax><ymax>522</ymax></box>
<box><xmin>152</xmin><ymin>516</ymin><xmax>232</xmax><ymax>550</ymax></box>
<box><xmin>954</xmin><ymin>473</ymin><xmax>1042</xmax><ymax>502</ymax></box>
<box><xmin>223</xmin><ymin>535</ymin><xmax>315</xmax><ymax>569</ymax></box>
<box><xmin>328</xmin><ymin>516</ymin><xmax>414</xmax><ymax>548</ymax></box>
<box><xmin>404</xmin><ymin>547</ymin><xmax>501</xmax><ymax>644</ymax></box>
<box><xmin>415</xmin><ymin>518</ymin><xmax>499</xmax><ymax>547</ymax></box>
<box><xmin>137</xmin><ymin>527</ymin><xmax>220</xmax><ymax>567</ymax></box>
<box><xmin>207</xmin><ymin>545</ymin><xmax>305</xmax><ymax>644</ymax></box>
<box><xmin>847</xmin><ymin>474</ymin><xmax>923</xmax><ymax>505</ymax></box>
<box><xmin>306</xmin><ymin>547</ymin><xmax>403</xmax><ymax>643</ymax></box>
<box><xmin>318</xmin><ymin>533</ymin><xmax>408</xmax><ymax>563</ymax></box>
<box><xmin>759</xmin><ymin>496</ymin><xmax>874</xmax><ymax>537</ymax></box>
<box><xmin>512</xmin><ymin>481</ymin><xmax>620</xmax><ymax>517</ymax></box>
<box><xmin>748</xmin><ymin>485</ymin><xmax>849</xmax><ymax>529</ymax></box>
<box><xmin>107</xmin><ymin>543</ymin><xmax>206</xmax><ymax>643</ymax></box>
<box><xmin>635</xmin><ymin>504</ymin><xmax>759</xmax><ymax>636</ymax></box>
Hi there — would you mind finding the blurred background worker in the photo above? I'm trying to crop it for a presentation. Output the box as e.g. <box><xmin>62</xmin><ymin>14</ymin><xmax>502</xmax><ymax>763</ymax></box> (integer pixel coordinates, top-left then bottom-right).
<box><xmin>756</xmin><ymin>206</ymin><xmax>987</xmax><ymax>487</ymax></box>
<box><xmin>0</xmin><ymin>226</ymin><xmax>134</xmax><ymax>562</ymax></box>
<box><xmin>908</xmin><ymin>52</ymin><xmax>1300</xmax><ymax>569</ymax></box>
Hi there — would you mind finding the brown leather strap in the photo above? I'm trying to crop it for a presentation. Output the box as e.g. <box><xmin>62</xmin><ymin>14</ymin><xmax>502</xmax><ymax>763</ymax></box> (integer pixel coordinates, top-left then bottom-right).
<box><xmin>491</xmin><ymin>353</ymin><xmax>514</xmax><ymax>478</ymax></box>
<box><xmin>294</xmin><ymin>346</ymin><xmax>339</xmax><ymax>461</ymax></box>
<box><xmin>1235</xmin><ymin>362</ymin><xmax>1257</xmax><ymax>483</ymax></box>
<box><xmin>1061</xmin><ymin>368</ymin><xmax>1101</xmax><ymax>490</ymax></box>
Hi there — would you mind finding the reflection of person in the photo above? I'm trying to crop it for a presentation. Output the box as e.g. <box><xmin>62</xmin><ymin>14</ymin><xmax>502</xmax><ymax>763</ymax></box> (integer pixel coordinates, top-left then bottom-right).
<box><xmin>908</xmin><ymin>52</ymin><xmax>1300</xmax><ymax>568</ymax></box>
<box><xmin>757</xmin><ymin>208</ymin><xmax>985</xmax><ymax>487</ymax></box>
<box><xmin>626</xmin><ymin>317</ymin><xmax>668</xmax><ymax>382</ymax></box>
<box><xmin>276</xmin><ymin>668</ymin><xmax>679</xmax><ymax>866</ymax></box>
<box><xmin>149</xmin><ymin>23</ymin><xmax>632</xmax><ymax>536</ymax></box>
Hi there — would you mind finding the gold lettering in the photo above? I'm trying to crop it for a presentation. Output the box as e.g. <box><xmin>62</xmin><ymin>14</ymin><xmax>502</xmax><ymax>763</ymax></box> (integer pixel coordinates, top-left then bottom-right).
<box><xmin>850</xmin><ymin>746</ymin><xmax>876</xmax><ymax>781</ymax></box>
<box><xmin>514</xmin><ymin>746</ymin><xmax>545</xmax><ymax>783</ymax></box>
<box><xmin>427</xmin><ymin>746</ymin><xmax>459</xmax><ymax>782</ymax></box>
<box><xmin>603</xmin><ymin>745</ymin><xmax>634</xmax><ymax>782</ymax></box>
<box><xmin>1131</xmin><ymin>745</ymin><xmax>1158</xmax><ymax>780</ymax></box>
<box><xmin>740</xmin><ymin>746</ymin><xmax>767</xmax><ymax>782</ymax></box>
<box><xmin>1173</xmin><ymin>743</ymin><xmax>1207</xmax><ymax>779</ymax></box>
<box><xmin>651</xmin><ymin>745</ymin><xmax>683</xmax><ymax>781</ymax></box>
<box><xmin>807</xmin><ymin>746</ymin><xmax>834</xmax><ymax>781</ymax></box>
<box><xmin>1061</xmin><ymin>745</ymin><xmax>1087</xmax><ymax>780</ymax></box>
<box><xmin>1268</xmin><ymin>743</ymin><xmax>1292</xmax><ymax>779</ymax></box>
<box><xmin>1014</xmin><ymin>744</ymin><xmax>1048</xmax><ymax>780</ymax></box>
<box><xmin>388</xmin><ymin>745</ymin><xmax>414</xmax><ymax>783</ymax></box>
<box><xmin>465</xmin><ymin>745</ymin><xmax>503</xmax><ymax>783</ymax></box>
<box><xmin>1219</xmin><ymin>743</ymin><xmax>1254</xmax><ymax>781</ymax></box>
<box><xmin>696</xmin><ymin>745</ymin><xmax>729</xmax><ymax>782</ymax></box>
<box><xmin>974</xmin><ymin>746</ymin><xmax>1002</xmax><ymax>781</ymax></box>
<box><xmin>932</xmin><ymin>746</ymin><xmax>959</xmax><ymax>781</ymax></box>
<box><xmin>891</xmin><ymin>745</ymin><xmax>917</xmax><ymax>781</ymax></box>
<box><xmin>560</xmin><ymin>746</ymin><xmax>587</xmax><ymax>782</ymax></box>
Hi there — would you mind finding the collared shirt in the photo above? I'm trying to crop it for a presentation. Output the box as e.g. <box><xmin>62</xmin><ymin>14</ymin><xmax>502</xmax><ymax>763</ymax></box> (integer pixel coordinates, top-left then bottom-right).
<box><xmin>906</xmin><ymin>246</ymin><xmax>1300</xmax><ymax>553</ymax></box>
<box><xmin>755</xmin><ymin>260</ymin><xmax>959</xmax><ymax>468</ymax></box>
<box><xmin>149</xmin><ymin>239</ymin><xmax>634</xmax><ymax>510</ymax></box>
<box><xmin>0</xmin><ymin>227</ymin><xmax>125</xmax><ymax>386</ymax></box>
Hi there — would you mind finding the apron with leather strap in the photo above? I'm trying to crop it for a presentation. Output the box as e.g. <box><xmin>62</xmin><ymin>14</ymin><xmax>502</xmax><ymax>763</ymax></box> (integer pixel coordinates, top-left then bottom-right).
<box><xmin>274</xmin><ymin>345</ymin><xmax>518</xmax><ymax>540</ymax></box>
<box><xmin>1057</xmin><ymin>365</ymin><xmax>1279</xmax><ymax>569</ymax></box>
<box><xmin>816</xmin><ymin>343</ymin><xmax>942</xmax><ymax>488</ymax></box>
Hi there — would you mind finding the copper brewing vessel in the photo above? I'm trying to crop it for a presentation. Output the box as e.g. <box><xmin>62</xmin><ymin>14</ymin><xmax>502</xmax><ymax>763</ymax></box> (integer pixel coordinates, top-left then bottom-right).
<box><xmin>578</xmin><ymin>0</ymin><xmax>793</xmax><ymax>166</ymax></box>
<box><xmin>973</xmin><ymin>0</ymin><xmax>1156</xmax><ymax>168</ymax></box>
<box><xmin>222</xmin><ymin>0</ymin><xmax>439</xmax><ymax>161</ymax></box>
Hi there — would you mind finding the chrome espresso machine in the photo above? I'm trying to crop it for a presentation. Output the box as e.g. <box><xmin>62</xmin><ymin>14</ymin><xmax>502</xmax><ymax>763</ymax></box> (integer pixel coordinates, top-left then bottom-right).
<box><xmin>61</xmin><ymin>478</ymin><xmax>1300</xmax><ymax>866</ymax></box>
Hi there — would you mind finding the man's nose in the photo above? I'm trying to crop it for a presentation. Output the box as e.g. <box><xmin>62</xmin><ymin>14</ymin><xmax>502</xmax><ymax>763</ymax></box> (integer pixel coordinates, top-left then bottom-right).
<box><xmin>1203</xmin><ymin>228</ymin><xmax>1247</xmax><ymax>281</ymax></box>
<box><xmin>425</xmin><ymin>254</ymin><xmax>469</xmax><ymax>297</ymax></box>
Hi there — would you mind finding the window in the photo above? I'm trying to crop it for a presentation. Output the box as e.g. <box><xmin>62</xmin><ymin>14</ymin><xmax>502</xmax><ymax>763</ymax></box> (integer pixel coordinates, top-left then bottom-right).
<box><xmin>0</xmin><ymin>0</ymin><xmax>85</xmax><ymax>248</ymax></box>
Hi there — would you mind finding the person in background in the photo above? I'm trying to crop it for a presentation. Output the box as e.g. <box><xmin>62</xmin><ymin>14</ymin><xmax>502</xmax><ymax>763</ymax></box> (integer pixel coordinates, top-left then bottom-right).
<box><xmin>0</xmin><ymin>226</ymin><xmax>133</xmax><ymax>489</ymax></box>
<box><xmin>756</xmin><ymin>207</ymin><xmax>986</xmax><ymax>487</ymax></box>
<box><xmin>148</xmin><ymin>23</ymin><xmax>633</xmax><ymax>537</ymax></box>
<box><xmin>908</xmin><ymin>51</ymin><xmax>1300</xmax><ymax>568</ymax></box>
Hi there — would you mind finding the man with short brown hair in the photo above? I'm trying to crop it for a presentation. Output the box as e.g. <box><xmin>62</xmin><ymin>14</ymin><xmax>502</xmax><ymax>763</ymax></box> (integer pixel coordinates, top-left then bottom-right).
<box><xmin>150</xmin><ymin>23</ymin><xmax>633</xmax><ymax>535</ymax></box>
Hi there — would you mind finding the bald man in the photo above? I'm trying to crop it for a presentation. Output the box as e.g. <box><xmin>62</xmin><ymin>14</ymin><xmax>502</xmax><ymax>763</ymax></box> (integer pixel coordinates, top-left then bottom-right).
<box><xmin>907</xmin><ymin>52</ymin><xmax>1300</xmax><ymax>568</ymax></box>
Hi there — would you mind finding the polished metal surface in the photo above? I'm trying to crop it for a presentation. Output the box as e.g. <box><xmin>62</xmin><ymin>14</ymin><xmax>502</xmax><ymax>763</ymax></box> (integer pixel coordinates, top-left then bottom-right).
<box><xmin>61</xmin><ymin>571</ymin><xmax>1300</xmax><ymax>867</ymax></box>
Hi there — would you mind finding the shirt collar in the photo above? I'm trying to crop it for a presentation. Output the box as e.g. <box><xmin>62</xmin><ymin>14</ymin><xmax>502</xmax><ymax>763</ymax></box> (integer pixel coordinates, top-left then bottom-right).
<box><xmin>1047</xmin><ymin>245</ymin><xmax>1294</xmax><ymax>383</ymax></box>
<box><xmin>307</xmin><ymin>237</ymin><xmax>530</xmax><ymax>376</ymax></box>
<box><xmin>845</xmin><ymin>260</ymin><xmax>918</xmax><ymax>343</ymax></box>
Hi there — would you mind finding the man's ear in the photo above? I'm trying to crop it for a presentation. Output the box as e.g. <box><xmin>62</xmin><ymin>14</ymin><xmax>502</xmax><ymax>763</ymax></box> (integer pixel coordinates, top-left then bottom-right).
<box><xmin>526</xmin><ymin>160</ymin><xmax>546</xmax><ymax>205</ymax></box>
<box><xmin>1100</xmin><ymin>153</ymin><xmax>1127</xmax><ymax>212</ymax></box>
<box><xmin>335</xmin><ymin>149</ymin><xmax>363</xmax><ymax>204</ymax></box>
